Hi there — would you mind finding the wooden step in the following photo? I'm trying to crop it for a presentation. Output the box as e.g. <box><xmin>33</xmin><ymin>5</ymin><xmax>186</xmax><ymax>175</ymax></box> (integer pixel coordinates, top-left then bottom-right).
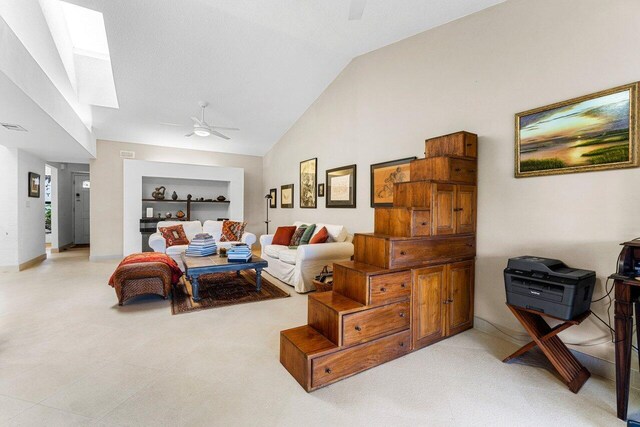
<box><xmin>425</xmin><ymin>131</ymin><xmax>477</xmax><ymax>159</ymax></box>
<box><xmin>308</xmin><ymin>292</ymin><xmax>364</xmax><ymax>346</ymax></box>
<box><xmin>374</xmin><ymin>207</ymin><xmax>430</xmax><ymax>237</ymax></box>
<box><xmin>410</xmin><ymin>157</ymin><xmax>476</xmax><ymax>184</ymax></box>
<box><xmin>333</xmin><ymin>262</ymin><xmax>411</xmax><ymax>306</ymax></box>
<box><xmin>280</xmin><ymin>325</ymin><xmax>339</xmax><ymax>391</ymax></box>
<box><xmin>394</xmin><ymin>181</ymin><xmax>431</xmax><ymax>208</ymax></box>
<box><xmin>353</xmin><ymin>233</ymin><xmax>476</xmax><ymax>269</ymax></box>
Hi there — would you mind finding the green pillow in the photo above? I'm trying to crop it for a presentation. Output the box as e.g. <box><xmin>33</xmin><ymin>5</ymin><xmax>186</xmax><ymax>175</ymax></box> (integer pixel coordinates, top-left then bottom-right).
<box><xmin>300</xmin><ymin>224</ymin><xmax>316</xmax><ymax>245</ymax></box>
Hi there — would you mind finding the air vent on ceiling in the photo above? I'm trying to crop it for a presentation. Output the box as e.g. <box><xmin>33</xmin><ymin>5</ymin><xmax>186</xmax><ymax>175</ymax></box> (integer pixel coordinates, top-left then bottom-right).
<box><xmin>1</xmin><ymin>123</ymin><xmax>27</xmax><ymax>132</ymax></box>
<box><xmin>120</xmin><ymin>150</ymin><xmax>135</xmax><ymax>159</ymax></box>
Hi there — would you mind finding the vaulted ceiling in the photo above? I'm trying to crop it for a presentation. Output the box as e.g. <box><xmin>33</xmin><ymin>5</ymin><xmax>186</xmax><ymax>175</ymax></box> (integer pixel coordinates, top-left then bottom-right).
<box><xmin>52</xmin><ymin>0</ymin><xmax>504</xmax><ymax>156</ymax></box>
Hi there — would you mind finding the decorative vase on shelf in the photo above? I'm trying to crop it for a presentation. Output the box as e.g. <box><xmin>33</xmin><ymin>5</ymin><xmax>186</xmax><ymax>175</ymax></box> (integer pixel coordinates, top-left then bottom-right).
<box><xmin>166</xmin><ymin>212</ymin><xmax>172</xmax><ymax>219</ymax></box>
<box><xmin>171</xmin><ymin>191</ymin><xmax>178</xmax><ymax>200</ymax></box>
<box><xmin>151</xmin><ymin>186</ymin><xmax>166</xmax><ymax>200</ymax></box>
<box><xmin>217</xmin><ymin>195</ymin><xmax>226</xmax><ymax>202</ymax></box>
<box><xmin>176</xmin><ymin>210</ymin><xmax>185</xmax><ymax>219</ymax></box>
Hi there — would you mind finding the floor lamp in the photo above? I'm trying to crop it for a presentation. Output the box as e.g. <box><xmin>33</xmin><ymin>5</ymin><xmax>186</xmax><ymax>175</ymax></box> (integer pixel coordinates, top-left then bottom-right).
<box><xmin>264</xmin><ymin>194</ymin><xmax>272</xmax><ymax>234</ymax></box>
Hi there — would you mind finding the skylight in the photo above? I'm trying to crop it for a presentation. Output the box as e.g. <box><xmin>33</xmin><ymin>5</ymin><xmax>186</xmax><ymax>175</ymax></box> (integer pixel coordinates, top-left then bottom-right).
<box><xmin>40</xmin><ymin>0</ymin><xmax>119</xmax><ymax>109</ymax></box>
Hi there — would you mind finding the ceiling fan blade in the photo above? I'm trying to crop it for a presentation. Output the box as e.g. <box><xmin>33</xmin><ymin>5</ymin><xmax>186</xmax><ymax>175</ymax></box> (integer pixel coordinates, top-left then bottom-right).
<box><xmin>348</xmin><ymin>0</ymin><xmax>366</xmax><ymax>20</ymax></box>
<box><xmin>210</xmin><ymin>129</ymin><xmax>231</xmax><ymax>140</ymax></box>
<box><xmin>190</xmin><ymin>116</ymin><xmax>203</xmax><ymax>126</ymax></box>
<box><xmin>160</xmin><ymin>122</ymin><xmax>186</xmax><ymax>127</ymax></box>
<box><xmin>185</xmin><ymin>132</ymin><xmax>194</xmax><ymax>137</ymax></box>
<box><xmin>211</xmin><ymin>126</ymin><xmax>239</xmax><ymax>131</ymax></box>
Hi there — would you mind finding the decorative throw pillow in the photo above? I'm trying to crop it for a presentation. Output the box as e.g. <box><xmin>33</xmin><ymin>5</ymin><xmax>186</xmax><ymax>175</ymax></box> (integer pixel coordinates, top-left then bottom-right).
<box><xmin>300</xmin><ymin>224</ymin><xmax>316</xmax><ymax>245</ymax></box>
<box><xmin>310</xmin><ymin>226</ymin><xmax>329</xmax><ymax>244</ymax></box>
<box><xmin>289</xmin><ymin>225</ymin><xmax>307</xmax><ymax>247</ymax></box>
<box><xmin>159</xmin><ymin>224</ymin><xmax>189</xmax><ymax>247</ymax></box>
<box><xmin>219</xmin><ymin>220</ymin><xmax>247</xmax><ymax>242</ymax></box>
<box><xmin>272</xmin><ymin>226</ymin><xmax>297</xmax><ymax>245</ymax></box>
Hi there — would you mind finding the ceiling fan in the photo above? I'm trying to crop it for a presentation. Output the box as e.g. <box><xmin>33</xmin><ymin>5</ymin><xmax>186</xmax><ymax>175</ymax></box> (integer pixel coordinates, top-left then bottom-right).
<box><xmin>160</xmin><ymin>102</ymin><xmax>239</xmax><ymax>140</ymax></box>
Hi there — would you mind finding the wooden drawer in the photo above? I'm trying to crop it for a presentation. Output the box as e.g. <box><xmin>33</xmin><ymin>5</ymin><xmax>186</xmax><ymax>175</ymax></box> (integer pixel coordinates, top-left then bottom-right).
<box><xmin>389</xmin><ymin>236</ymin><xmax>476</xmax><ymax>269</ymax></box>
<box><xmin>369</xmin><ymin>271</ymin><xmax>411</xmax><ymax>305</ymax></box>
<box><xmin>425</xmin><ymin>131</ymin><xmax>477</xmax><ymax>158</ymax></box>
<box><xmin>410</xmin><ymin>158</ymin><xmax>476</xmax><ymax>184</ymax></box>
<box><xmin>342</xmin><ymin>301</ymin><xmax>410</xmax><ymax>346</ymax></box>
<box><xmin>311</xmin><ymin>330</ymin><xmax>410</xmax><ymax>389</ymax></box>
<box><xmin>374</xmin><ymin>208</ymin><xmax>430</xmax><ymax>237</ymax></box>
<box><xmin>394</xmin><ymin>182</ymin><xmax>431</xmax><ymax>208</ymax></box>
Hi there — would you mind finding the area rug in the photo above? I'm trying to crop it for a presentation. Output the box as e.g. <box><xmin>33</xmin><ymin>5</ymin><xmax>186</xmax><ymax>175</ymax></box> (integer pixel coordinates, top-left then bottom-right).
<box><xmin>171</xmin><ymin>270</ymin><xmax>289</xmax><ymax>314</ymax></box>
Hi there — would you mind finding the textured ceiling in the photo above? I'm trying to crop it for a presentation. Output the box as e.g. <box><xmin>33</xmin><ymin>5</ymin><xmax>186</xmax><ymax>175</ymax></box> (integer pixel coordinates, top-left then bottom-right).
<box><xmin>68</xmin><ymin>0</ymin><xmax>504</xmax><ymax>156</ymax></box>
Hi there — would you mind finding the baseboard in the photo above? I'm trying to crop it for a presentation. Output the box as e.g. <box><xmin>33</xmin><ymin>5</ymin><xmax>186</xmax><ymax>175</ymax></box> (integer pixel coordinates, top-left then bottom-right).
<box><xmin>89</xmin><ymin>254</ymin><xmax>122</xmax><ymax>261</ymax></box>
<box><xmin>473</xmin><ymin>315</ymin><xmax>640</xmax><ymax>391</ymax></box>
<box><xmin>51</xmin><ymin>243</ymin><xmax>73</xmax><ymax>253</ymax></box>
<box><xmin>18</xmin><ymin>254</ymin><xmax>46</xmax><ymax>271</ymax></box>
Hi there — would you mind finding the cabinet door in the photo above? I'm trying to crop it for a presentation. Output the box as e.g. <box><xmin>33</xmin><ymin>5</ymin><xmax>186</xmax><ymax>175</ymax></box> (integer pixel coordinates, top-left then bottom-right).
<box><xmin>432</xmin><ymin>184</ymin><xmax>456</xmax><ymax>235</ymax></box>
<box><xmin>412</xmin><ymin>265</ymin><xmax>445</xmax><ymax>350</ymax></box>
<box><xmin>456</xmin><ymin>185</ymin><xmax>476</xmax><ymax>234</ymax></box>
<box><xmin>446</xmin><ymin>260</ymin><xmax>474</xmax><ymax>336</ymax></box>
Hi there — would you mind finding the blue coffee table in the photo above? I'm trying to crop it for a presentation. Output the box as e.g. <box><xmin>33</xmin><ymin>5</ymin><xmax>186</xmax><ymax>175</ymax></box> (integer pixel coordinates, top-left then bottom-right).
<box><xmin>181</xmin><ymin>252</ymin><xmax>268</xmax><ymax>301</ymax></box>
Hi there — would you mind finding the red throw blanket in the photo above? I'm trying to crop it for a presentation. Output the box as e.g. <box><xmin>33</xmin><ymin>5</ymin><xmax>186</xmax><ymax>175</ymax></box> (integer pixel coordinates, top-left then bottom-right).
<box><xmin>108</xmin><ymin>253</ymin><xmax>183</xmax><ymax>286</ymax></box>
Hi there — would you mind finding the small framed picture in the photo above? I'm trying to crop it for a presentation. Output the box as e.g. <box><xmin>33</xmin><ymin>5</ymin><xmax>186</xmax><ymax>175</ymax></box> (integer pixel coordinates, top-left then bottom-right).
<box><xmin>318</xmin><ymin>183</ymin><xmax>325</xmax><ymax>197</ymax></box>
<box><xmin>281</xmin><ymin>184</ymin><xmax>294</xmax><ymax>208</ymax></box>
<box><xmin>269</xmin><ymin>188</ymin><xmax>277</xmax><ymax>208</ymax></box>
<box><xmin>28</xmin><ymin>172</ymin><xmax>40</xmax><ymax>198</ymax></box>
<box><xmin>326</xmin><ymin>164</ymin><xmax>356</xmax><ymax>208</ymax></box>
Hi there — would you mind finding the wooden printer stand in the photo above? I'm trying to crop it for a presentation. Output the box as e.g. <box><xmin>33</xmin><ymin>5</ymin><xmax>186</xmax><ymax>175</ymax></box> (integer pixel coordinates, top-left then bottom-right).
<box><xmin>503</xmin><ymin>304</ymin><xmax>591</xmax><ymax>393</ymax></box>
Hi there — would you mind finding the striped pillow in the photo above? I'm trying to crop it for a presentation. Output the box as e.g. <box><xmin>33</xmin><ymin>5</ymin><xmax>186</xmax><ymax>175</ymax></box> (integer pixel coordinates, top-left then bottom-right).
<box><xmin>289</xmin><ymin>225</ymin><xmax>307</xmax><ymax>247</ymax></box>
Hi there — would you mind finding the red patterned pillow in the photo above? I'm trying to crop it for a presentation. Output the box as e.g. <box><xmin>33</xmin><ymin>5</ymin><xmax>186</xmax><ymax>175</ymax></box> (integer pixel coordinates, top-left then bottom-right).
<box><xmin>219</xmin><ymin>220</ymin><xmax>247</xmax><ymax>242</ymax></box>
<box><xmin>159</xmin><ymin>225</ymin><xmax>189</xmax><ymax>247</ymax></box>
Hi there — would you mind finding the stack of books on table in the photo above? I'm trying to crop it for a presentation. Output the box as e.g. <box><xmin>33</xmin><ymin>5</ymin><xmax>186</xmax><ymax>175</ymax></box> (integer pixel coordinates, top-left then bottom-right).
<box><xmin>185</xmin><ymin>233</ymin><xmax>217</xmax><ymax>257</ymax></box>
<box><xmin>227</xmin><ymin>244</ymin><xmax>252</xmax><ymax>262</ymax></box>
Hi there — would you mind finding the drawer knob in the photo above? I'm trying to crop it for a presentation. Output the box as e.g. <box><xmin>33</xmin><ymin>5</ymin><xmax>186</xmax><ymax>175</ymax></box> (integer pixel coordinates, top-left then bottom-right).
<box><xmin>401</xmin><ymin>283</ymin><xmax>406</xmax><ymax>288</ymax></box>
<box><xmin>470</xmin><ymin>169</ymin><xmax>476</xmax><ymax>173</ymax></box>
<box><xmin>454</xmin><ymin>168</ymin><xmax>461</xmax><ymax>172</ymax></box>
<box><xmin>380</xmin><ymin>287</ymin><xmax>387</xmax><ymax>292</ymax></box>
<box><xmin>325</xmin><ymin>368</ymin><xmax>332</xmax><ymax>374</ymax></box>
<box><xmin>355</xmin><ymin>325</ymin><xmax>362</xmax><ymax>331</ymax></box>
<box><xmin>400</xmin><ymin>342</ymin><xmax>405</xmax><ymax>347</ymax></box>
<box><xmin>466</xmin><ymin>243</ymin><xmax>473</xmax><ymax>247</ymax></box>
<box><xmin>400</xmin><ymin>251</ymin><xmax>406</xmax><ymax>256</ymax></box>
<box><xmin>399</xmin><ymin>312</ymin><xmax>405</xmax><ymax>318</ymax></box>
<box><xmin>421</xmin><ymin>222</ymin><xmax>427</xmax><ymax>226</ymax></box>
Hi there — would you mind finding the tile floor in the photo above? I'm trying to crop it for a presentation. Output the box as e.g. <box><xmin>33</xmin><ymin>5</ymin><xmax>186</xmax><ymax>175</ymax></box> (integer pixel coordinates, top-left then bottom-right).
<box><xmin>0</xmin><ymin>248</ymin><xmax>637</xmax><ymax>426</ymax></box>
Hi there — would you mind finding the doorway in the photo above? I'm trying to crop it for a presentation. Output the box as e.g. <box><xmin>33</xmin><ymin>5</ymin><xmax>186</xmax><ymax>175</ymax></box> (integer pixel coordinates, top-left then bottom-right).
<box><xmin>73</xmin><ymin>173</ymin><xmax>90</xmax><ymax>245</ymax></box>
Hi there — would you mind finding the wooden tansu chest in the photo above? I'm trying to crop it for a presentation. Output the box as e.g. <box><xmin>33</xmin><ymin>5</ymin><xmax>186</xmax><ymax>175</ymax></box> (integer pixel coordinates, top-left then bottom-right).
<box><xmin>280</xmin><ymin>131</ymin><xmax>478</xmax><ymax>391</ymax></box>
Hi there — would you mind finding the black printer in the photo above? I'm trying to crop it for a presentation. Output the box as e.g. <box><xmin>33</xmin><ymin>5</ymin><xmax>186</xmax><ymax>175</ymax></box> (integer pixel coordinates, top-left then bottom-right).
<box><xmin>504</xmin><ymin>256</ymin><xmax>595</xmax><ymax>320</ymax></box>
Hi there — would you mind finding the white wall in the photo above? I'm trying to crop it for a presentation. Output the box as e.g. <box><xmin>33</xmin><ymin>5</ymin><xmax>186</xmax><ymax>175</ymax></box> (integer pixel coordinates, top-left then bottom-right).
<box><xmin>17</xmin><ymin>149</ymin><xmax>45</xmax><ymax>265</ymax></box>
<box><xmin>0</xmin><ymin>147</ymin><xmax>18</xmax><ymax>269</ymax></box>
<box><xmin>263</xmin><ymin>0</ymin><xmax>640</xmax><ymax>362</ymax></box>
<box><xmin>122</xmin><ymin>160</ymin><xmax>244</xmax><ymax>256</ymax></box>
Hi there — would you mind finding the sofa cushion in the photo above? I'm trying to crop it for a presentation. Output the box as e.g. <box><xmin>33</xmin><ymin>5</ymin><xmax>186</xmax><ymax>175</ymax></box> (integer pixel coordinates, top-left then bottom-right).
<box><xmin>159</xmin><ymin>225</ymin><xmax>189</xmax><ymax>247</ymax></box>
<box><xmin>279</xmin><ymin>249</ymin><xmax>298</xmax><ymax>265</ymax></box>
<box><xmin>315</xmin><ymin>223</ymin><xmax>347</xmax><ymax>242</ymax></box>
<box><xmin>219</xmin><ymin>220</ymin><xmax>246</xmax><ymax>242</ymax></box>
<box><xmin>157</xmin><ymin>220</ymin><xmax>202</xmax><ymax>241</ymax></box>
<box><xmin>300</xmin><ymin>224</ymin><xmax>316</xmax><ymax>245</ymax></box>
<box><xmin>264</xmin><ymin>244</ymin><xmax>287</xmax><ymax>259</ymax></box>
<box><xmin>310</xmin><ymin>226</ymin><xmax>329</xmax><ymax>244</ymax></box>
<box><xmin>273</xmin><ymin>226</ymin><xmax>297</xmax><ymax>245</ymax></box>
<box><xmin>202</xmin><ymin>220</ymin><xmax>223</xmax><ymax>240</ymax></box>
<box><xmin>165</xmin><ymin>244</ymin><xmax>188</xmax><ymax>255</ymax></box>
<box><xmin>289</xmin><ymin>225</ymin><xmax>307</xmax><ymax>246</ymax></box>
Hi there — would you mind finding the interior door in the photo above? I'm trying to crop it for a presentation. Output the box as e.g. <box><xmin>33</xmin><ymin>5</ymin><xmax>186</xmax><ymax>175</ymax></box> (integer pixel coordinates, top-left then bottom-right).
<box><xmin>412</xmin><ymin>265</ymin><xmax>445</xmax><ymax>349</ymax></box>
<box><xmin>456</xmin><ymin>185</ymin><xmax>476</xmax><ymax>234</ymax></box>
<box><xmin>446</xmin><ymin>260</ymin><xmax>474</xmax><ymax>335</ymax></box>
<box><xmin>432</xmin><ymin>183</ymin><xmax>455</xmax><ymax>235</ymax></box>
<box><xmin>74</xmin><ymin>174</ymin><xmax>90</xmax><ymax>245</ymax></box>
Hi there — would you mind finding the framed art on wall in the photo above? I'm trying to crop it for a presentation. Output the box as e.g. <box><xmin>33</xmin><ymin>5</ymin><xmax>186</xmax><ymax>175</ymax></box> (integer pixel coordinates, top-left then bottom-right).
<box><xmin>269</xmin><ymin>188</ymin><xmax>277</xmax><ymax>208</ymax></box>
<box><xmin>326</xmin><ymin>164</ymin><xmax>356</xmax><ymax>208</ymax></box>
<box><xmin>318</xmin><ymin>183</ymin><xmax>325</xmax><ymax>197</ymax></box>
<box><xmin>281</xmin><ymin>184</ymin><xmax>294</xmax><ymax>208</ymax></box>
<box><xmin>300</xmin><ymin>158</ymin><xmax>317</xmax><ymax>208</ymax></box>
<box><xmin>515</xmin><ymin>82</ymin><xmax>638</xmax><ymax>177</ymax></box>
<box><xmin>28</xmin><ymin>172</ymin><xmax>40</xmax><ymax>198</ymax></box>
<box><xmin>370</xmin><ymin>156</ymin><xmax>417</xmax><ymax>207</ymax></box>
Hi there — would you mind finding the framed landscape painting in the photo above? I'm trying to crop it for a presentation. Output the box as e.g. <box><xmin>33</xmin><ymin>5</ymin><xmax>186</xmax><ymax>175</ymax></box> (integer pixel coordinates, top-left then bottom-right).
<box><xmin>281</xmin><ymin>184</ymin><xmax>293</xmax><ymax>208</ymax></box>
<box><xmin>515</xmin><ymin>83</ymin><xmax>638</xmax><ymax>177</ymax></box>
<box><xmin>370</xmin><ymin>157</ymin><xmax>416</xmax><ymax>207</ymax></box>
<box><xmin>326</xmin><ymin>164</ymin><xmax>356</xmax><ymax>208</ymax></box>
<box><xmin>299</xmin><ymin>158</ymin><xmax>317</xmax><ymax>208</ymax></box>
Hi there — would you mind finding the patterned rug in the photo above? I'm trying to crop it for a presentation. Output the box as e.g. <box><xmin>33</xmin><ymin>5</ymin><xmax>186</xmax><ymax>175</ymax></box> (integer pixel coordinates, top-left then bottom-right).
<box><xmin>171</xmin><ymin>270</ymin><xmax>289</xmax><ymax>314</ymax></box>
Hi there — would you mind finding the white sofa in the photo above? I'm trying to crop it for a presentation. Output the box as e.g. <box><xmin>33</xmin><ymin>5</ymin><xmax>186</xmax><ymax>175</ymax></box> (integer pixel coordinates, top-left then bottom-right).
<box><xmin>260</xmin><ymin>222</ymin><xmax>354</xmax><ymax>293</ymax></box>
<box><xmin>149</xmin><ymin>220</ymin><xmax>256</xmax><ymax>269</ymax></box>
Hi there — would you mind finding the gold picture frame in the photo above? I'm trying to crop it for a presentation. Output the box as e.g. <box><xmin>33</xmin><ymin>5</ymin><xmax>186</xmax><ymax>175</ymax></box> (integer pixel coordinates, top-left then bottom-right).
<box><xmin>515</xmin><ymin>82</ymin><xmax>638</xmax><ymax>177</ymax></box>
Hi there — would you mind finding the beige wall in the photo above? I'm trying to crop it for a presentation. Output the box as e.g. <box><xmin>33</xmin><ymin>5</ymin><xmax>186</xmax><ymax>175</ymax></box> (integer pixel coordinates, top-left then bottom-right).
<box><xmin>263</xmin><ymin>0</ymin><xmax>640</xmax><ymax>362</ymax></box>
<box><xmin>91</xmin><ymin>140</ymin><xmax>263</xmax><ymax>259</ymax></box>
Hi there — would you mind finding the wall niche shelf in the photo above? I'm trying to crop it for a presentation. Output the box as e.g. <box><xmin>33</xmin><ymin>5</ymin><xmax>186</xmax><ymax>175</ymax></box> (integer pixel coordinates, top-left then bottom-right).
<box><xmin>141</xmin><ymin>199</ymin><xmax>231</xmax><ymax>203</ymax></box>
